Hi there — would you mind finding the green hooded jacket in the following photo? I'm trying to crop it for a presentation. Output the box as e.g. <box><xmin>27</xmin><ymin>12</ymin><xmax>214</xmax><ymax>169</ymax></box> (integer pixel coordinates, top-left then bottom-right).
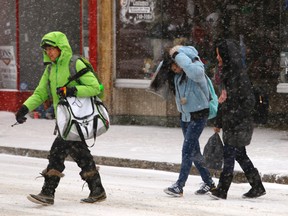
<box><xmin>23</xmin><ymin>31</ymin><xmax>102</xmax><ymax>117</ymax></box>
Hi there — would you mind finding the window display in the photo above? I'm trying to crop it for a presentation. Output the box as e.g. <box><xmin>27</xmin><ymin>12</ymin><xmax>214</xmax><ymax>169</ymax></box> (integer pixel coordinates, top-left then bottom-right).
<box><xmin>115</xmin><ymin>0</ymin><xmax>279</xmax><ymax>84</ymax></box>
<box><xmin>116</xmin><ymin>0</ymin><xmax>195</xmax><ymax>80</ymax></box>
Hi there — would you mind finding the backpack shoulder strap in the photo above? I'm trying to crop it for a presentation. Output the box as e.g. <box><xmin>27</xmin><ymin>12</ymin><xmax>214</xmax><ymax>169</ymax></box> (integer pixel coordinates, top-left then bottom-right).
<box><xmin>64</xmin><ymin>55</ymin><xmax>90</xmax><ymax>86</ymax></box>
<box><xmin>196</xmin><ymin>74</ymin><xmax>212</xmax><ymax>101</ymax></box>
<box><xmin>46</xmin><ymin>63</ymin><xmax>53</xmax><ymax>98</ymax></box>
<box><xmin>69</xmin><ymin>54</ymin><xmax>80</xmax><ymax>77</ymax></box>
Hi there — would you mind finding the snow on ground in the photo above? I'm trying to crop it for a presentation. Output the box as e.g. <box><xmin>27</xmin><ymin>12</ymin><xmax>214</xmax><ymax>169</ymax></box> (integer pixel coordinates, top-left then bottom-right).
<box><xmin>1</xmin><ymin>111</ymin><xmax>288</xmax><ymax>176</ymax></box>
<box><xmin>0</xmin><ymin>154</ymin><xmax>288</xmax><ymax>216</ymax></box>
<box><xmin>1</xmin><ymin>111</ymin><xmax>288</xmax><ymax>215</ymax></box>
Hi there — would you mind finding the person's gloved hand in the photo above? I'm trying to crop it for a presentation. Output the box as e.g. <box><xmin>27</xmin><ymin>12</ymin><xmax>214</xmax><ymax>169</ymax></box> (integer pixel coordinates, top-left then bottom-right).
<box><xmin>169</xmin><ymin>45</ymin><xmax>182</xmax><ymax>59</ymax></box>
<box><xmin>15</xmin><ymin>105</ymin><xmax>29</xmax><ymax>124</ymax></box>
<box><xmin>56</xmin><ymin>86</ymin><xmax>77</xmax><ymax>98</ymax></box>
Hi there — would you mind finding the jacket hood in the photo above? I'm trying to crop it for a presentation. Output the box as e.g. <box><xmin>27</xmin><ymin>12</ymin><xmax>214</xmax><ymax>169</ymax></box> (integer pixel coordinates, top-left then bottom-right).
<box><xmin>217</xmin><ymin>39</ymin><xmax>243</xmax><ymax>83</ymax></box>
<box><xmin>178</xmin><ymin>46</ymin><xmax>199</xmax><ymax>60</ymax></box>
<box><xmin>40</xmin><ymin>31</ymin><xmax>73</xmax><ymax>64</ymax></box>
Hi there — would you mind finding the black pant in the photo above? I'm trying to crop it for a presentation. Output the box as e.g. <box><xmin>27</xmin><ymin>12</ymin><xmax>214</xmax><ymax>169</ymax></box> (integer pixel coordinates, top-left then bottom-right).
<box><xmin>46</xmin><ymin>136</ymin><xmax>96</xmax><ymax>174</ymax></box>
<box><xmin>222</xmin><ymin>144</ymin><xmax>255</xmax><ymax>175</ymax></box>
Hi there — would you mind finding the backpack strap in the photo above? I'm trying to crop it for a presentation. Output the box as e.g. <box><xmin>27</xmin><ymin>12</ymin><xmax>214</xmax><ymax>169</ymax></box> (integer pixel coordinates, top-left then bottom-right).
<box><xmin>46</xmin><ymin>64</ymin><xmax>60</xmax><ymax>135</ymax></box>
<box><xmin>196</xmin><ymin>74</ymin><xmax>212</xmax><ymax>102</ymax></box>
<box><xmin>71</xmin><ymin>109</ymin><xmax>98</xmax><ymax>148</ymax></box>
<box><xmin>67</xmin><ymin>67</ymin><xmax>90</xmax><ymax>83</ymax></box>
<box><xmin>72</xmin><ymin>119</ymin><xmax>87</xmax><ymax>143</ymax></box>
<box><xmin>63</xmin><ymin>55</ymin><xmax>91</xmax><ymax>86</ymax></box>
<box><xmin>66</xmin><ymin>55</ymin><xmax>104</xmax><ymax>99</ymax></box>
<box><xmin>91</xmin><ymin>115</ymin><xmax>99</xmax><ymax>147</ymax></box>
<box><xmin>46</xmin><ymin>63</ymin><xmax>52</xmax><ymax>96</ymax></box>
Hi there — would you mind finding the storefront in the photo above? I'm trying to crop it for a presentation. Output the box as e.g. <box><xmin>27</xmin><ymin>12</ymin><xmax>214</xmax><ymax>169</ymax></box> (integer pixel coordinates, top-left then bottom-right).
<box><xmin>112</xmin><ymin>0</ymin><xmax>285</xmax><ymax>126</ymax></box>
<box><xmin>1</xmin><ymin>0</ymin><xmax>287</xmax><ymax>127</ymax></box>
<box><xmin>0</xmin><ymin>0</ymin><xmax>95</xmax><ymax>112</ymax></box>
<box><xmin>278</xmin><ymin>0</ymin><xmax>288</xmax><ymax>92</ymax></box>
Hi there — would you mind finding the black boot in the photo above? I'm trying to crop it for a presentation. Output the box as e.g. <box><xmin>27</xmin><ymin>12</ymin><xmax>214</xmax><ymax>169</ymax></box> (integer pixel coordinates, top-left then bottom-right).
<box><xmin>80</xmin><ymin>170</ymin><xmax>106</xmax><ymax>203</ymax></box>
<box><xmin>27</xmin><ymin>169</ymin><xmax>63</xmax><ymax>205</ymax></box>
<box><xmin>242</xmin><ymin>168</ymin><xmax>266</xmax><ymax>198</ymax></box>
<box><xmin>210</xmin><ymin>173</ymin><xmax>233</xmax><ymax>200</ymax></box>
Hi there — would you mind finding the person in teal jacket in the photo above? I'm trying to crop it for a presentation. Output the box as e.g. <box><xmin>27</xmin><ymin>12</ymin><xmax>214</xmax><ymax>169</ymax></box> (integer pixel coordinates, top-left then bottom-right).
<box><xmin>163</xmin><ymin>45</ymin><xmax>215</xmax><ymax>197</ymax></box>
<box><xmin>15</xmin><ymin>31</ymin><xmax>106</xmax><ymax>205</ymax></box>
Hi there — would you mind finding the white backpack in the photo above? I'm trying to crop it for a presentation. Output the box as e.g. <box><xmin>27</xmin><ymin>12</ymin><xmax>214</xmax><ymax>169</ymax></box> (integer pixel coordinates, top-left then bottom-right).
<box><xmin>57</xmin><ymin>96</ymin><xmax>109</xmax><ymax>144</ymax></box>
<box><xmin>49</xmin><ymin>55</ymin><xmax>110</xmax><ymax>145</ymax></box>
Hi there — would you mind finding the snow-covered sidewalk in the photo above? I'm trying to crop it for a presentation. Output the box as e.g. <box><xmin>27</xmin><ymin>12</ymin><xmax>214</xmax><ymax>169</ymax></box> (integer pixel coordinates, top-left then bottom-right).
<box><xmin>1</xmin><ymin>111</ymin><xmax>288</xmax><ymax>182</ymax></box>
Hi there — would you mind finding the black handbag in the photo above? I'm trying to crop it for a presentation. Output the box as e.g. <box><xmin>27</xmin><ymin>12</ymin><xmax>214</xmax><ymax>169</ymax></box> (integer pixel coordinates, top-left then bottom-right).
<box><xmin>203</xmin><ymin>133</ymin><xmax>224</xmax><ymax>170</ymax></box>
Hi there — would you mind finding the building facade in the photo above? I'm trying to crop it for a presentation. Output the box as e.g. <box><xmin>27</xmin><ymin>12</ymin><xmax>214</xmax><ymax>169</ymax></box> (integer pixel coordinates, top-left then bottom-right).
<box><xmin>1</xmin><ymin>0</ymin><xmax>288</xmax><ymax>128</ymax></box>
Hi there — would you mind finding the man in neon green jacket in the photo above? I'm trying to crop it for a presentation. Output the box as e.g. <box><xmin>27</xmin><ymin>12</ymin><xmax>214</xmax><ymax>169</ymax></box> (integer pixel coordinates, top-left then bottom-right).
<box><xmin>15</xmin><ymin>31</ymin><xmax>106</xmax><ymax>205</ymax></box>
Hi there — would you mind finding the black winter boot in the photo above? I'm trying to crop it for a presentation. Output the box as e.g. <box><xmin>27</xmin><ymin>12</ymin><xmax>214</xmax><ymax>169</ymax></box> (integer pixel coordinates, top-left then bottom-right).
<box><xmin>210</xmin><ymin>173</ymin><xmax>233</xmax><ymax>200</ymax></box>
<box><xmin>242</xmin><ymin>168</ymin><xmax>266</xmax><ymax>198</ymax></box>
<box><xmin>27</xmin><ymin>169</ymin><xmax>63</xmax><ymax>205</ymax></box>
<box><xmin>80</xmin><ymin>170</ymin><xmax>106</xmax><ymax>203</ymax></box>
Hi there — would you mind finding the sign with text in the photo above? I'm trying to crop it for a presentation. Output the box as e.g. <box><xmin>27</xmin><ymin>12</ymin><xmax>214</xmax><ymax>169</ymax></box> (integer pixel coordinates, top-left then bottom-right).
<box><xmin>0</xmin><ymin>46</ymin><xmax>17</xmax><ymax>89</ymax></box>
<box><xmin>120</xmin><ymin>0</ymin><xmax>155</xmax><ymax>24</ymax></box>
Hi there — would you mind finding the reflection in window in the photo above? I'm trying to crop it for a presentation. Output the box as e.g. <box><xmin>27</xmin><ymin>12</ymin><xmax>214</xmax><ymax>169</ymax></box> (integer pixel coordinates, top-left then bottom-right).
<box><xmin>116</xmin><ymin>0</ymin><xmax>195</xmax><ymax>80</ymax></box>
<box><xmin>115</xmin><ymin>0</ymin><xmax>280</xmax><ymax>83</ymax></box>
<box><xmin>0</xmin><ymin>1</ymin><xmax>16</xmax><ymax>89</ymax></box>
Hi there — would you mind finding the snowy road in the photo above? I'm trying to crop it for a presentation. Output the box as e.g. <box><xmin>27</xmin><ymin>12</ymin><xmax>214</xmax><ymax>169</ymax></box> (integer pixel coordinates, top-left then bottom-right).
<box><xmin>0</xmin><ymin>154</ymin><xmax>287</xmax><ymax>216</ymax></box>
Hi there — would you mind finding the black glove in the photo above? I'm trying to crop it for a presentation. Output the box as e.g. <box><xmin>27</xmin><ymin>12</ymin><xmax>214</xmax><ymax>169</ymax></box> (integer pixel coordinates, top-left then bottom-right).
<box><xmin>15</xmin><ymin>105</ymin><xmax>29</xmax><ymax>124</ymax></box>
<box><xmin>169</xmin><ymin>45</ymin><xmax>181</xmax><ymax>60</ymax></box>
<box><xmin>56</xmin><ymin>86</ymin><xmax>77</xmax><ymax>98</ymax></box>
<box><xmin>171</xmin><ymin>51</ymin><xmax>179</xmax><ymax>60</ymax></box>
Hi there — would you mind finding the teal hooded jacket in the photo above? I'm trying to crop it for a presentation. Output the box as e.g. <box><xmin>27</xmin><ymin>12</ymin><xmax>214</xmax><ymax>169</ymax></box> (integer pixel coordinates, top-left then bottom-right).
<box><xmin>23</xmin><ymin>31</ymin><xmax>102</xmax><ymax>116</ymax></box>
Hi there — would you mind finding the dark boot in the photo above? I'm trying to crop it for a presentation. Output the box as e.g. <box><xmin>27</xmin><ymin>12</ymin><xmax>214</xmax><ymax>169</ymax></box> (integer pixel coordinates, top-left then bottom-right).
<box><xmin>27</xmin><ymin>169</ymin><xmax>63</xmax><ymax>205</ymax></box>
<box><xmin>242</xmin><ymin>168</ymin><xmax>266</xmax><ymax>198</ymax></box>
<box><xmin>210</xmin><ymin>172</ymin><xmax>233</xmax><ymax>200</ymax></box>
<box><xmin>80</xmin><ymin>170</ymin><xmax>106</xmax><ymax>203</ymax></box>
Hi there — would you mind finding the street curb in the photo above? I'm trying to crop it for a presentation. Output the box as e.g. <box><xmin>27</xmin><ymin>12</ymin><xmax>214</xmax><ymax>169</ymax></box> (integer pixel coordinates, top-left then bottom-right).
<box><xmin>1</xmin><ymin>146</ymin><xmax>287</xmax><ymax>185</ymax></box>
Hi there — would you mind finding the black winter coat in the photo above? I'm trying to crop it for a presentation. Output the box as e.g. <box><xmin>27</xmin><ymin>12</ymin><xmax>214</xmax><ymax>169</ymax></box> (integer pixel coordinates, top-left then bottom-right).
<box><xmin>214</xmin><ymin>39</ymin><xmax>255</xmax><ymax>147</ymax></box>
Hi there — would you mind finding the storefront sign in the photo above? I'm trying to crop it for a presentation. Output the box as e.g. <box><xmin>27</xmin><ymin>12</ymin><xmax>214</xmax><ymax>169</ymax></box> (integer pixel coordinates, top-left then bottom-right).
<box><xmin>0</xmin><ymin>46</ymin><xmax>17</xmax><ymax>89</ymax></box>
<box><xmin>120</xmin><ymin>0</ymin><xmax>155</xmax><ymax>24</ymax></box>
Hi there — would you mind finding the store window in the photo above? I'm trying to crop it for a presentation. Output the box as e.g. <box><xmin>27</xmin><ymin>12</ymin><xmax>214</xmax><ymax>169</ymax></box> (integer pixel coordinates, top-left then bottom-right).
<box><xmin>19</xmin><ymin>1</ymin><xmax>81</xmax><ymax>90</ymax></box>
<box><xmin>280</xmin><ymin>0</ymin><xmax>288</xmax><ymax>83</ymax></box>
<box><xmin>82</xmin><ymin>0</ymin><xmax>90</xmax><ymax>58</ymax></box>
<box><xmin>115</xmin><ymin>0</ymin><xmax>280</xmax><ymax>86</ymax></box>
<box><xmin>0</xmin><ymin>1</ymin><xmax>82</xmax><ymax>91</ymax></box>
<box><xmin>115</xmin><ymin>0</ymin><xmax>195</xmax><ymax>81</ymax></box>
<box><xmin>223</xmin><ymin>1</ymin><xmax>279</xmax><ymax>81</ymax></box>
<box><xmin>0</xmin><ymin>1</ymin><xmax>17</xmax><ymax>90</ymax></box>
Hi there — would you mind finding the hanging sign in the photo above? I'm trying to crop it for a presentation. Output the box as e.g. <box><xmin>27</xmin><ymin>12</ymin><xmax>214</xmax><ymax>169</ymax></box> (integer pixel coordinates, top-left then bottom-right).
<box><xmin>120</xmin><ymin>0</ymin><xmax>155</xmax><ymax>24</ymax></box>
<box><xmin>0</xmin><ymin>46</ymin><xmax>17</xmax><ymax>89</ymax></box>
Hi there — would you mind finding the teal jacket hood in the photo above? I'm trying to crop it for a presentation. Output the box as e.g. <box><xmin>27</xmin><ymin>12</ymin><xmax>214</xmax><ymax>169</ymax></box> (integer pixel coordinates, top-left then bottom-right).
<box><xmin>40</xmin><ymin>31</ymin><xmax>73</xmax><ymax>65</ymax></box>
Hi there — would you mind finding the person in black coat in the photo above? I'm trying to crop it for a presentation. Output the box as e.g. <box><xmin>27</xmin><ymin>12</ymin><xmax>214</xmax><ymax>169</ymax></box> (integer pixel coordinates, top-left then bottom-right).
<box><xmin>210</xmin><ymin>39</ymin><xmax>266</xmax><ymax>199</ymax></box>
